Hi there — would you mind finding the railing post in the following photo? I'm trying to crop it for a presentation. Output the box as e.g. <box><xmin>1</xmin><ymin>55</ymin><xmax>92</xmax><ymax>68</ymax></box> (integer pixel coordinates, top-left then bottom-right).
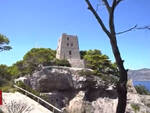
<box><xmin>53</xmin><ymin>108</ymin><xmax>54</xmax><ymax>113</ymax></box>
<box><xmin>38</xmin><ymin>98</ymin><xmax>39</xmax><ymax>103</ymax></box>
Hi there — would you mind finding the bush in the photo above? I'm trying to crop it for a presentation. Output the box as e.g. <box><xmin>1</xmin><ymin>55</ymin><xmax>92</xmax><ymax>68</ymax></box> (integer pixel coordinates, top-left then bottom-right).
<box><xmin>135</xmin><ymin>85</ymin><xmax>150</xmax><ymax>95</ymax></box>
<box><xmin>0</xmin><ymin>80</ymin><xmax>16</xmax><ymax>92</ymax></box>
<box><xmin>83</xmin><ymin>49</ymin><xmax>119</xmax><ymax>76</ymax></box>
<box><xmin>131</xmin><ymin>103</ymin><xmax>140</xmax><ymax>113</ymax></box>
<box><xmin>0</xmin><ymin>85</ymin><xmax>16</xmax><ymax>93</ymax></box>
<box><xmin>78</xmin><ymin>69</ymin><xmax>118</xmax><ymax>86</ymax></box>
<box><xmin>78</xmin><ymin>70</ymin><xmax>96</xmax><ymax>76</ymax></box>
<box><xmin>4</xmin><ymin>100</ymin><xmax>33</xmax><ymax>113</ymax></box>
<box><xmin>53</xmin><ymin>59</ymin><xmax>71</xmax><ymax>67</ymax></box>
<box><xmin>16</xmin><ymin>81</ymin><xmax>40</xmax><ymax>96</ymax></box>
<box><xmin>98</xmin><ymin>73</ymin><xmax>118</xmax><ymax>86</ymax></box>
<box><xmin>8</xmin><ymin>48</ymin><xmax>56</xmax><ymax>77</ymax></box>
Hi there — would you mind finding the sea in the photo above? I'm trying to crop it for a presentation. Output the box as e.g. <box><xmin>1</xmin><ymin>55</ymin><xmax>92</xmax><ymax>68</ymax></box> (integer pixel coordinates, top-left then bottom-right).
<box><xmin>133</xmin><ymin>81</ymin><xmax>150</xmax><ymax>91</ymax></box>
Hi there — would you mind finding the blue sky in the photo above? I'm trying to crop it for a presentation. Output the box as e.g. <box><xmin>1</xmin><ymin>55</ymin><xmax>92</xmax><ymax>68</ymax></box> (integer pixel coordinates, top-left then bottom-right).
<box><xmin>0</xmin><ymin>0</ymin><xmax>150</xmax><ymax>69</ymax></box>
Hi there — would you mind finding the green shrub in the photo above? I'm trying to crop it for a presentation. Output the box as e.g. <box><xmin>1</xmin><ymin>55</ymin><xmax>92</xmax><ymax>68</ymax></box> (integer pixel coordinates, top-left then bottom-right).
<box><xmin>78</xmin><ymin>69</ymin><xmax>118</xmax><ymax>86</ymax></box>
<box><xmin>0</xmin><ymin>85</ymin><xmax>16</xmax><ymax>93</ymax></box>
<box><xmin>83</xmin><ymin>49</ymin><xmax>119</xmax><ymax>76</ymax></box>
<box><xmin>53</xmin><ymin>59</ymin><xmax>71</xmax><ymax>67</ymax></box>
<box><xmin>100</xmin><ymin>74</ymin><xmax>118</xmax><ymax>85</ymax></box>
<box><xmin>78</xmin><ymin>70</ymin><xmax>96</xmax><ymax>76</ymax></box>
<box><xmin>135</xmin><ymin>85</ymin><xmax>150</xmax><ymax>95</ymax></box>
<box><xmin>17</xmin><ymin>81</ymin><xmax>40</xmax><ymax>96</ymax></box>
<box><xmin>131</xmin><ymin>103</ymin><xmax>140</xmax><ymax>113</ymax></box>
<box><xmin>0</xmin><ymin>80</ymin><xmax>16</xmax><ymax>92</ymax></box>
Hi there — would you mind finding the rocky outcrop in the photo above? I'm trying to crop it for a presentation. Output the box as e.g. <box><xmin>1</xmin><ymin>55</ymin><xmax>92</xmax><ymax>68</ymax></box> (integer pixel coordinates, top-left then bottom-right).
<box><xmin>22</xmin><ymin>66</ymin><xmax>150</xmax><ymax>113</ymax></box>
<box><xmin>25</xmin><ymin>66</ymin><xmax>107</xmax><ymax>109</ymax></box>
<box><xmin>26</xmin><ymin>67</ymin><xmax>106</xmax><ymax>92</ymax></box>
<box><xmin>127</xmin><ymin>79</ymin><xmax>137</xmax><ymax>93</ymax></box>
<box><xmin>140</xmin><ymin>95</ymin><xmax>150</xmax><ymax>108</ymax></box>
<box><xmin>65</xmin><ymin>91</ymin><xmax>94</xmax><ymax>113</ymax></box>
<box><xmin>27</xmin><ymin>68</ymin><xmax>73</xmax><ymax>92</ymax></box>
<box><xmin>65</xmin><ymin>79</ymin><xmax>150</xmax><ymax>113</ymax></box>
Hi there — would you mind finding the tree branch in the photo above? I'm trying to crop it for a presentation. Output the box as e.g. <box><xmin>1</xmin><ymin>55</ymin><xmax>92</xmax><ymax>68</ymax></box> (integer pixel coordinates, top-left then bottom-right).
<box><xmin>109</xmin><ymin>0</ymin><xmax>123</xmax><ymax>36</ymax></box>
<box><xmin>85</xmin><ymin>0</ymin><xmax>111</xmax><ymax>37</ymax></box>
<box><xmin>109</xmin><ymin>0</ymin><xmax>117</xmax><ymax>36</ymax></box>
<box><xmin>116</xmin><ymin>25</ymin><xmax>150</xmax><ymax>35</ymax></box>
<box><xmin>136</xmin><ymin>25</ymin><xmax>150</xmax><ymax>30</ymax></box>
<box><xmin>116</xmin><ymin>25</ymin><xmax>137</xmax><ymax>35</ymax></box>
<box><xmin>116</xmin><ymin>0</ymin><xmax>123</xmax><ymax>6</ymax></box>
<box><xmin>112</xmin><ymin>0</ymin><xmax>123</xmax><ymax>12</ymax></box>
<box><xmin>102</xmin><ymin>0</ymin><xmax>111</xmax><ymax>13</ymax></box>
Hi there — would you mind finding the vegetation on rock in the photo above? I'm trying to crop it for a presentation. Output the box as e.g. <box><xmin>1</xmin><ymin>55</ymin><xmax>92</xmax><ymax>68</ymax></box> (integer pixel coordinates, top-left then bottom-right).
<box><xmin>53</xmin><ymin>59</ymin><xmax>71</xmax><ymax>67</ymax></box>
<box><xmin>80</xmin><ymin>49</ymin><xmax>119</xmax><ymax>85</ymax></box>
<box><xmin>0</xmin><ymin>48</ymin><xmax>71</xmax><ymax>92</ymax></box>
<box><xmin>81</xmin><ymin>49</ymin><xmax>118</xmax><ymax>76</ymax></box>
<box><xmin>135</xmin><ymin>85</ymin><xmax>150</xmax><ymax>95</ymax></box>
<box><xmin>131</xmin><ymin>103</ymin><xmax>140</xmax><ymax>113</ymax></box>
<box><xmin>0</xmin><ymin>64</ymin><xmax>11</xmax><ymax>86</ymax></box>
<box><xmin>0</xmin><ymin>48</ymin><xmax>118</xmax><ymax>92</ymax></box>
<box><xmin>6</xmin><ymin>48</ymin><xmax>70</xmax><ymax>78</ymax></box>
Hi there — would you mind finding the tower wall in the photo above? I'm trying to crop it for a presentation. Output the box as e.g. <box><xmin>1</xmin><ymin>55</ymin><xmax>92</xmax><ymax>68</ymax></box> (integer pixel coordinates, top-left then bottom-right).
<box><xmin>56</xmin><ymin>33</ymin><xmax>85</xmax><ymax>68</ymax></box>
<box><xmin>56</xmin><ymin>33</ymin><xmax>81</xmax><ymax>60</ymax></box>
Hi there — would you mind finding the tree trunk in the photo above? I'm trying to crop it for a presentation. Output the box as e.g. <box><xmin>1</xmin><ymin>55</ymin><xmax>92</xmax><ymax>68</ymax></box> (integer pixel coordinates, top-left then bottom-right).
<box><xmin>109</xmin><ymin>36</ymin><xmax>127</xmax><ymax>113</ymax></box>
<box><xmin>84</xmin><ymin>1</ymin><xmax>128</xmax><ymax>112</ymax></box>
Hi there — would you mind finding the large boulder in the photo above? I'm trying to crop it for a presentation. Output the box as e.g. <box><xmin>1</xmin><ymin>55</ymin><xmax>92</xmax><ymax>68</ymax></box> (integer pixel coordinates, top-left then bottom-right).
<box><xmin>27</xmin><ymin>68</ymin><xmax>74</xmax><ymax>92</ymax></box>
<box><xmin>24</xmin><ymin>67</ymin><xmax>106</xmax><ymax>108</ymax></box>
<box><xmin>65</xmin><ymin>91</ymin><xmax>94</xmax><ymax>113</ymax></box>
<box><xmin>26</xmin><ymin>67</ymin><xmax>106</xmax><ymax>92</ymax></box>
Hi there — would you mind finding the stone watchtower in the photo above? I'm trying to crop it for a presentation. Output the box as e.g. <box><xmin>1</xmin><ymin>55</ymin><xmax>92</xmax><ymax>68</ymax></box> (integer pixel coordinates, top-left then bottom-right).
<box><xmin>56</xmin><ymin>33</ymin><xmax>85</xmax><ymax>68</ymax></box>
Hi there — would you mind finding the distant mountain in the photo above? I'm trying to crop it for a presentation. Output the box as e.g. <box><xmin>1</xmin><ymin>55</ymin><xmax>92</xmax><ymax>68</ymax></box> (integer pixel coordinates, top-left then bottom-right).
<box><xmin>128</xmin><ymin>68</ymin><xmax>150</xmax><ymax>81</ymax></box>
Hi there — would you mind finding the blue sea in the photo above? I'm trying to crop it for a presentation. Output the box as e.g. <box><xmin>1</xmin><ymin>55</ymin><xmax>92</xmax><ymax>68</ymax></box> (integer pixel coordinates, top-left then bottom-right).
<box><xmin>133</xmin><ymin>81</ymin><xmax>150</xmax><ymax>91</ymax></box>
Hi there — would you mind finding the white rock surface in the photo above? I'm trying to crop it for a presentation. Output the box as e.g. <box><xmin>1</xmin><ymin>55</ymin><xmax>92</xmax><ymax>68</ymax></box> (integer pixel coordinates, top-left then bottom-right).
<box><xmin>0</xmin><ymin>92</ymin><xmax>52</xmax><ymax>113</ymax></box>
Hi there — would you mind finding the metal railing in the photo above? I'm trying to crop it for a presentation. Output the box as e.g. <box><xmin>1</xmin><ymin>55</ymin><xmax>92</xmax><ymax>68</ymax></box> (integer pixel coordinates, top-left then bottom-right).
<box><xmin>13</xmin><ymin>85</ymin><xmax>63</xmax><ymax>113</ymax></box>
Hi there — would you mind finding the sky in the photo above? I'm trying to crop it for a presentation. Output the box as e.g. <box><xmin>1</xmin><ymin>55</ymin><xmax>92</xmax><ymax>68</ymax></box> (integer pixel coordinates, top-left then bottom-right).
<box><xmin>0</xmin><ymin>0</ymin><xmax>150</xmax><ymax>70</ymax></box>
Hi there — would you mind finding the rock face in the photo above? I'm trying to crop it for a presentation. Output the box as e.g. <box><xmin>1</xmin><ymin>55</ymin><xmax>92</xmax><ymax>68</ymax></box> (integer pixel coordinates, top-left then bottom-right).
<box><xmin>140</xmin><ymin>95</ymin><xmax>150</xmax><ymax>108</ymax></box>
<box><xmin>128</xmin><ymin>68</ymin><xmax>150</xmax><ymax>81</ymax></box>
<box><xmin>65</xmin><ymin>91</ymin><xmax>94</xmax><ymax>113</ymax></box>
<box><xmin>65</xmin><ymin>79</ymin><xmax>150</xmax><ymax>113</ymax></box>
<box><xmin>25</xmin><ymin>66</ymin><xmax>106</xmax><ymax>109</ymax></box>
<box><xmin>28</xmin><ymin>68</ymin><xmax>73</xmax><ymax>92</ymax></box>
<box><xmin>24</xmin><ymin>66</ymin><xmax>150</xmax><ymax>113</ymax></box>
<box><xmin>26</xmin><ymin>67</ymin><xmax>106</xmax><ymax>92</ymax></box>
